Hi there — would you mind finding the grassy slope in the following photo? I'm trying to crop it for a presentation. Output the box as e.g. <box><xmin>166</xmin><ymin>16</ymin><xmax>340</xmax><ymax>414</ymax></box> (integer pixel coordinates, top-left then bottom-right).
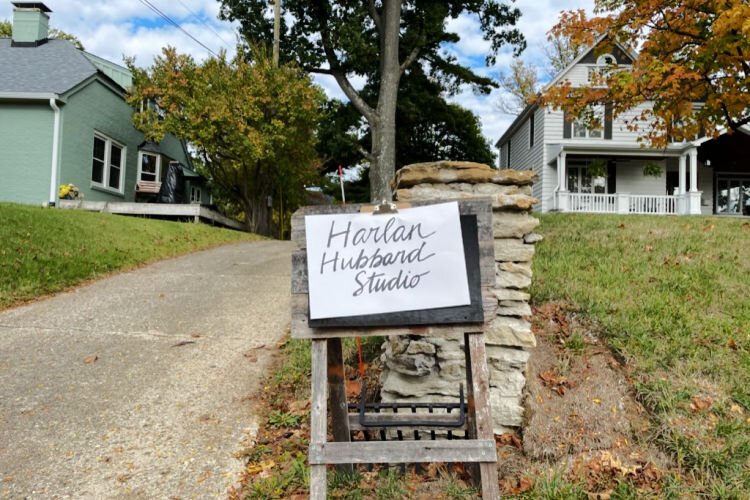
<box><xmin>532</xmin><ymin>214</ymin><xmax>750</xmax><ymax>495</ymax></box>
<box><xmin>0</xmin><ymin>203</ymin><xmax>259</xmax><ymax>309</ymax></box>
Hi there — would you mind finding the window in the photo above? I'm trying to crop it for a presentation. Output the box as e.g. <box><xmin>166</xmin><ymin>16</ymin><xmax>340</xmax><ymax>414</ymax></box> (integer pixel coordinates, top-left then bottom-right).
<box><xmin>572</xmin><ymin>105</ymin><xmax>604</xmax><ymax>139</ymax></box>
<box><xmin>567</xmin><ymin>165</ymin><xmax>608</xmax><ymax>194</ymax></box>
<box><xmin>138</xmin><ymin>152</ymin><xmax>161</xmax><ymax>182</ymax></box>
<box><xmin>190</xmin><ymin>186</ymin><xmax>202</xmax><ymax>204</ymax></box>
<box><xmin>529</xmin><ymin>113</ymin><xmax>535</xmax><ymax>148</ymax></box>
<box><xmin>91</xmin><ymin>133</ymin><xmax>125</xmax><ymax>193</ymax></box>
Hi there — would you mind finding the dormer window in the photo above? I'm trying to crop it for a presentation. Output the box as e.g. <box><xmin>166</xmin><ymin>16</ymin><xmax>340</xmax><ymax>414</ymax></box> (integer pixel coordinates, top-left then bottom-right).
<box><xmin>588</xmin><ymin>54</ymin><xmax>616</xmax><ymax>85</ymax></box>
<box><xmin>596</xmin><ymin>54</ymin><xmax>616</xmax><ymax>65</ymax></box>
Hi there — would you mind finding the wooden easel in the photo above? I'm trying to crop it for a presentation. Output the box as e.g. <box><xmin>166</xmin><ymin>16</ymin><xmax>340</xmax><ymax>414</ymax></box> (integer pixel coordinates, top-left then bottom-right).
<box><xmin>291</xmin><ymin>199</ymin><xmax>500</xmax><ymax>499</ymax></box>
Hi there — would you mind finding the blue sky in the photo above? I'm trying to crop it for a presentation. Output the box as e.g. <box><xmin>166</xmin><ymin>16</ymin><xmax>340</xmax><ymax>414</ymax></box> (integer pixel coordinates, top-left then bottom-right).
<box><xmin>0</xmin><ymin>0</ymin><xmax>594</xmax><ymax>147</ymax></box>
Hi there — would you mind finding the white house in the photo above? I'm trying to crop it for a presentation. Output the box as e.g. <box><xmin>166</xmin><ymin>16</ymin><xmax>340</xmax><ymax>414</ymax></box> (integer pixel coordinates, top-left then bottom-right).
<box><xmin>496</xmin><ymin>36</ymin><xmax>750</xmax><ymax>216</ymax></box>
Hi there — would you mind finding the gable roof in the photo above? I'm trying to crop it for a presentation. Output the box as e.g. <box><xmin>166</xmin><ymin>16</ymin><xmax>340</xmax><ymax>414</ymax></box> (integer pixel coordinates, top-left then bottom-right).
<box><xmin>543</xmin><ymin>34</ymin><xmax>637</xmax><ymax>91</ymax></box>
<box><xmin>496</xmin><ymin>35</ymin><xmax>638</xmax><ymax>148</ymax></box>
<box><xmin>0</xmin><ymin>38</ymin><xmax>113</xmax><ymax>96</ymax></box>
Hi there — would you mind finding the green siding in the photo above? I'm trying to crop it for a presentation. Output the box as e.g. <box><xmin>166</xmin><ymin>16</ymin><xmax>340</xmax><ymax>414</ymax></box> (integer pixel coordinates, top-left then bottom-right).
<box><xmin>0</xmin><ymin>103</ymin><xmax>53</xmax><ymax>204</ymax></box>
<box><xmin>59</xmin><ymin>79</ymin><xmax>189</xmax><ymax>202</ymax></box>
<box><xmin>0</xmin><ymin>78</ymin><xmax>190</xmax><ymax>206</ymax></box>
<box><xmin>11</xmin><ymin>10</ymin><xmax>49</xmax><ymax>44</ymax></box>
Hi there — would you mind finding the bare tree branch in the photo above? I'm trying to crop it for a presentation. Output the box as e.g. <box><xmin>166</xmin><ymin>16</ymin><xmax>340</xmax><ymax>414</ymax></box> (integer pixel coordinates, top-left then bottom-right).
<box><xmin>399</xmin><ymin>46</ymin><xmax>420</xmax><ymax>75</ymax></box>
<box><xmin>367</xmin><ymin>0</ymin><xmax>382</xmax><ymax>35</ymax></box>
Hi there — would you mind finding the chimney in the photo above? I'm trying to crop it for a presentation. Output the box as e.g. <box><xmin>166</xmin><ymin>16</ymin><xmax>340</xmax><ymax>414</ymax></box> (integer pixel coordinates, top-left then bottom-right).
<box><xmin>11</xmin><ymin>2</ymin><xmax>51</xmax><ymax>47</ymax></box>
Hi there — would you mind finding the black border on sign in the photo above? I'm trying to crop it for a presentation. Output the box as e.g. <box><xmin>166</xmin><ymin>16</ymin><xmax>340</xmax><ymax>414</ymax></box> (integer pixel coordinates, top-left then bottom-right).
<box><xmin>308</xmin><ymin>214</ymin><xmax>484</xmax><ymax>328</ymax></box>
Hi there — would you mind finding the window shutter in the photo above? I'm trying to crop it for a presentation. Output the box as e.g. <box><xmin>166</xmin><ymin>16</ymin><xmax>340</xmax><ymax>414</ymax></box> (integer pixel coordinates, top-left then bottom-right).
<box><xmin>563</xmin><ymin>111</ymin><xmax>572</xmax><ymax>139</ymax></box>
<box><xmin>604</xmin><ymin>103</ymin><xmax>613</xmax><ymax>139</ymax></box>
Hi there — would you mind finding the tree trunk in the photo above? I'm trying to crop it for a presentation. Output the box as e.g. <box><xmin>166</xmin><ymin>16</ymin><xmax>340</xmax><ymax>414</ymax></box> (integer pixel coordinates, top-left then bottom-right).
<box><xmin>369</xmin><ymin>0</ymin><xmax>402</xmax><ymax>203</ymax></box>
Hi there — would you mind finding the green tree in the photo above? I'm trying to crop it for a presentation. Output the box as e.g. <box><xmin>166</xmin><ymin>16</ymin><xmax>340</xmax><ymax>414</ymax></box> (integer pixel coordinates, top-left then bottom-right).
<box><xmin>219</xmin><ymin>0</ymin><xmax>525</xmax><ymax>201</ymax></box>
<box><xmin>318</xmin><ymin>67</ymin><xmax>496</xmax><ymax>180</ymax></box>
<box><xmin>0</xmin><ymin>19</ymin><xmax>85</xmax><ymax>50</ymax></box>
<box><xmin>127</xmin><ymin>48</ymin><xmax>324</xmax><ymax>236</ymax></box>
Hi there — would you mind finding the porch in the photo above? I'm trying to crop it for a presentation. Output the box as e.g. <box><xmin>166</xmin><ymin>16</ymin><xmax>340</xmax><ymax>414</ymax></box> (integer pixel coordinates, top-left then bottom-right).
<box><xmin>58</xmin><ymin>200</ymin><xmax>246</xmax><ymax>231</ymax></box>
<box><xmin>551</xmin><ymin>143</ymin><xmax>704</xmax><ymax>215</ymax></box>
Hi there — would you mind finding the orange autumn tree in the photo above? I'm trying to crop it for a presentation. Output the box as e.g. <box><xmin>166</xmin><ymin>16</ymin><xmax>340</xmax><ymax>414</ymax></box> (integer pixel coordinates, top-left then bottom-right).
<box><xmin>543</xmin><ymin>2</ymin><xmax>750</xmax><ymax>147</ymax></box>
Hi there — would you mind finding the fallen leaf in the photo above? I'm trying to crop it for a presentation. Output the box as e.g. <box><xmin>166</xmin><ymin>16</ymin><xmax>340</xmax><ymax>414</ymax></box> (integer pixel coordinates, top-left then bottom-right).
<box><xmin>116</xmin><ymin>474</ymin><xmax>132</xmax><ymax>483</ymax></box>
<box><xmin>592</xmin><ymin>398</ymin><xmax>602</xmax><ymax>404</ymax></box>
<box><xmin>190</xmin><ymin>332</ymin><xmax>201</xmax><ymax>338</ymax></box>
<box><xmin>196</xmin><ymin>470</ymin><xmax>211</xmax><ymax>484</ymax></box>
<box><xmin>83</xmin><ymin>355</ymin><xmax>98</xmax><ymax>364</ymax></box>
<box><xmin>690</xmin><ymin>395</ymin><xmax>713</xmax><ymax>412</ymax></box>
<box><xmin>729</xmin><ymin>404</ymin><xmax>743</xmax><ymax>414</ymax></box>
<box><xmin>727</xmin><ymin>339</ymin><xmax>738</xmax><ymax>350</ymax></box>
<box><xmin>246</xmin><ymin>460</ymin><xmax>276</xmax><ymax>475</ymax></box>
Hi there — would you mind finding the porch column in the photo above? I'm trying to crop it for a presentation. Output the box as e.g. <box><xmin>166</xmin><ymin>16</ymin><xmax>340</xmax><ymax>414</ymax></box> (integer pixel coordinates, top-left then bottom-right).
<box><xmin>688</xmin><ymin>148</ymin><xmax>698</xmax><ymax>193</ymax></box>
<box><xmin>677</xmin><ymin>154</ymin><xmax>688</xmax><ymax>214</ymax></box>
<box><xmin>557</xmin><ymin>152</ymin><xmax>569</xmax><ymax>212</ymax></box>
<box><xmin>687</xmin><ymin>148</ymin><xmax>701</xmax><ymax>214</ymax></box>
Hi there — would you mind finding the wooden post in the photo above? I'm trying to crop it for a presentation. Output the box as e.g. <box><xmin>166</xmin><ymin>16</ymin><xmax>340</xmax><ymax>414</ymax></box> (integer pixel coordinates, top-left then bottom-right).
<box><xmin>465</xmin><ymin>332</ymin><xmax>500</xmax><ymax>499</ymax></box>
<box><xmin>327</xmin><ymin>338</ymin><xmax>353</xmax><ymax>474</ymax></box>
<box><xmin>310</xmin><ymin>339</ymin><xmax>328</xmax><ymax>499</ymax></box>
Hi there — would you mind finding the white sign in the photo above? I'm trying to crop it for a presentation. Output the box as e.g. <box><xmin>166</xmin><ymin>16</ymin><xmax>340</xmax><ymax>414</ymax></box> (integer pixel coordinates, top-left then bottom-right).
<box><xmin>304</xmin><ymin>202</ymin><xmax>470</xmax><ymax>319</ymax></box>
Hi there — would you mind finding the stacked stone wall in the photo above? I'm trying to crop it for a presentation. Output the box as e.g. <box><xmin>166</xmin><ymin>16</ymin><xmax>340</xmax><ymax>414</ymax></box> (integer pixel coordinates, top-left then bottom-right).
<box><xmin>379</xmin><ymin>161</ymin><xmax>540</xmax><ymax>434</ymax></box>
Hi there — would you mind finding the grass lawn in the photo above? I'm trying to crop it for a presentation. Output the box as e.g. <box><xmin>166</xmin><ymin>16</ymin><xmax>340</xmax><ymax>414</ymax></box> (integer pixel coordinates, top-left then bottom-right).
<box><xmin>0</xmin><ymin>203</ymin><xmax>260</xmax><ymax>310</ymax></box>
<box><xmin>532</xmin><ymin>214</ymin><xmax>750</xmax><ymax>496</ymax></box>
<box><xmin>233</xmin><ymin>213</ymin><xmax>749</xmax><ymax>498</ymax></box>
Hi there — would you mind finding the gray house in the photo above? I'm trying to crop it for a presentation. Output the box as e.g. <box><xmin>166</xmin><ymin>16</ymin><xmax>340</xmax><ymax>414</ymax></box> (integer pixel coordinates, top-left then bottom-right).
<box><xmin>496</xmin><ymin>35</ymin><xmax>749</xmax><ymax>216</ymax></box>
<box><xmin>0</xmin><ymin>2</ymin><xmax>208</xmax><ymax>207</ymax></box>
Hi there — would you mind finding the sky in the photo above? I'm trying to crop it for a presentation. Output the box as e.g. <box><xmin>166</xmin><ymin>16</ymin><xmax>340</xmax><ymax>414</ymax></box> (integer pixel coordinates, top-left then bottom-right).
<box><xmin>0</xmin><ymin>0</ymin><xmax>594</xmax><ymax>149</ymax></box>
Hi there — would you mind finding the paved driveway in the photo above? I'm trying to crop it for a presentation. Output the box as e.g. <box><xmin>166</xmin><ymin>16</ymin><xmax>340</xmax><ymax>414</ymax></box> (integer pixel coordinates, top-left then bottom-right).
<box><xmin>0</xmin><ymin>240</ymin><xmax>293</xmax><ymax>498</ymax></box>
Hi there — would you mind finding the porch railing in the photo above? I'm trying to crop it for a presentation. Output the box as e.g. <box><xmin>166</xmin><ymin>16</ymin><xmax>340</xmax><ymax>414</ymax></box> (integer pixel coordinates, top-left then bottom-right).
<box><xmin>628</xmin><ymin>195</ymin><xmax>678</xmax><ymax>215</ymax></box>
<box><xmin>566</xmin><ymin>193</ymin><xmax>618</xmax><ymax>214</ymax></box>
<box><xmin>558</xmin><ymin>192</ymin><xmax>681</xmax><ymax>215</ymax></box>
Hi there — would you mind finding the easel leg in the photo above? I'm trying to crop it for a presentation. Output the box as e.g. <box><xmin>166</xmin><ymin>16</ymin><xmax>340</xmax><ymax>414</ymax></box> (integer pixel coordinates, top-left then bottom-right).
<box><xmin>327</xmin><ymin>338</ymin><xmax>353</xmax><ymax>475</ymax></box>
<box><xmin>465</xmin><ymin>332</ymin><xmax>500</xmax><ymax>499</ymax></box>
<box><xmin>310</xmin><ymin>339</ymin><xmax>328</xmax><ymax>499</ymax></box>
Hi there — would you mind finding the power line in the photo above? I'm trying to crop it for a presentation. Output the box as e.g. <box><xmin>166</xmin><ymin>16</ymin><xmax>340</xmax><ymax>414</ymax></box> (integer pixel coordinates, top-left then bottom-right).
<box><xmin>137</xmin><ymin>0</ymin><xmax>219</xmax><ymax>57</ymax></box>
<box><xmin>173</xmin><ymin>0</ymin><xmax>233</xmax><ymax>48</ymax></box>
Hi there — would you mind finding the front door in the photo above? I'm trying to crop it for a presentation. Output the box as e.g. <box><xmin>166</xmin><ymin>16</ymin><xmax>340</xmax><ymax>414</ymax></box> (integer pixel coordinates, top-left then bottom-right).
<box><xmin>716</xmin><ymin>175</ymin><xmax>750</xmax><ymax>215</ymax></box>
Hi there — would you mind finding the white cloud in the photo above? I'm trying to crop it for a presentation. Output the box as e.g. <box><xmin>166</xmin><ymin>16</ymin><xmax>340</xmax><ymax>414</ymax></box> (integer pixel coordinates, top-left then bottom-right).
<box><xmin>0</xmin><ymin>0</ymin><xmax>596</xmax><ymax>146</ymax></box>
<box><xmin>0</xmin><ymin>0</ymin><xmax>238</xmax><ymax>65</ymax></box>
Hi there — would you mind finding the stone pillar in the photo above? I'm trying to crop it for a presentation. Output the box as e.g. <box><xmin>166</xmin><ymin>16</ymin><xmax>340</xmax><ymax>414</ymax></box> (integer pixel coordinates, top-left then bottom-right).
<box><xmin>380</xmin><ymin>161</ymin><xmax>539</xmax><ymax>434</ymax></box>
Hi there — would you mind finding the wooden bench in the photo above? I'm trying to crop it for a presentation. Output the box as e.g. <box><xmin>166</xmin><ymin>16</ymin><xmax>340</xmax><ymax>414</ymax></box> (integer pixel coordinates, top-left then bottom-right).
<box><xmin>135</xmin><ymin>180</ymin><xmax>162</xmax><ymax>194</ymax></box>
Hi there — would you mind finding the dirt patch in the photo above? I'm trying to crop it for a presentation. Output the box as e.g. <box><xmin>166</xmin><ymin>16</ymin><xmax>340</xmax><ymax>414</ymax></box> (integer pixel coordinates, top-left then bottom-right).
<box><xmin>497</xmin><ymin>303</ymin><xmax>670</xmax><ymax>496</ymax></box>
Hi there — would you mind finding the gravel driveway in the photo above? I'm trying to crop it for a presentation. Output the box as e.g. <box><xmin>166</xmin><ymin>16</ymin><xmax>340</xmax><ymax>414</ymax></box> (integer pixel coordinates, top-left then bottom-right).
<box><xmin>0</xmin><ymin>240</ymin><xmax>293</xmax><ymax>499</ymax></box>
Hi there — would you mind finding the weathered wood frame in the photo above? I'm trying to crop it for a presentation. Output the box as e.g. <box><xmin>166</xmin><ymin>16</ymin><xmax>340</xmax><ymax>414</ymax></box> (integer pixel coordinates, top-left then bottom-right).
<box><xmin>291</xmin><ymin>199</ymin><xmax>499</xmax><ymax>499</ymax></box>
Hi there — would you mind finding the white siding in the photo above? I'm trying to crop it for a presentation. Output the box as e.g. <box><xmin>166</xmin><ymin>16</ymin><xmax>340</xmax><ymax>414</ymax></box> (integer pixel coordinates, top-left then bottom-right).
<box><xmin>561</xmin><ymin>65</ymin><xmax>591</xmax><ymax>86</ymax></box>
<box><xmin>611</xmin><ymin>102</ymin><xmax>655</xmax><ymax>142</ymax></box>
<box><xmin>616</xmin><ymin>159</ymin><xmax>666</xmax><ymax>195</ymax></box>
<box><xmin>497</xmin><ymin>108</ymin><xmax>546</xmax><ymax>211</ymax></box>
<box><xmin>545</xmin><ymin>109</ymin><xmax>564</xmax><ymax>141</ymax></box>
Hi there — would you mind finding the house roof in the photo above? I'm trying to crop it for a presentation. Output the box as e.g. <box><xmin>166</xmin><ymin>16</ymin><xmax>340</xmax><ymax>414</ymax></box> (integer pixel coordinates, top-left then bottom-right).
<box><xmin>0</xmin><ymin>38</ymin><xmax>99</xmax><ymax>95</ymax></box>
<box><xmin>495</xmin><ymin>35</ymin><xmax>638</xmax><ymax>148</ymax></box>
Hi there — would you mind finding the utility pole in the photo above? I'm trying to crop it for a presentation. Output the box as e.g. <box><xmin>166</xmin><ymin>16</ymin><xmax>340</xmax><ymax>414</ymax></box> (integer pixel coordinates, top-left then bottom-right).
<box><xmin>273</xmin><ymin>0</ymin><xmax>280</xmax><ymax>67</ymax></box>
